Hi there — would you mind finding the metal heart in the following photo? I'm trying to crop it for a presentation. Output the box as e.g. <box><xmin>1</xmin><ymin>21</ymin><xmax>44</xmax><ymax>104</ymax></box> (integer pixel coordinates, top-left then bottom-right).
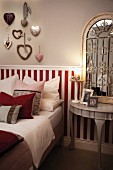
<box><xmin>4</xmin><ymin>13</ymin><xmax>15</xmax><ymax>25</ymax></box>
<box><xmin>17</xmin><ymin>44</ymin><xmax>32</xmax><ymax>60</ymax></box>
<box><xmin>4</xmin><ymin>40</ymin><xmax>12</xmax><ymax>49</ymax></box>
<box><xmin>30</xmin><ymin>26</ymin><xmax>41</xmax><ymax>36</ymax></box>
<box><xmin>12</xmin><ymin>30</ymin><xmax>23</xmax><ymax>39</ymax></box>
<box><xmin>35</xmin><ymin>53</ymin><xmax>44</xmax><ymax>62</ymax></box>
<box><xmin>21</xmin><ymin>18</ymin><xmax>28</xmax><ymax>27</ymax></box>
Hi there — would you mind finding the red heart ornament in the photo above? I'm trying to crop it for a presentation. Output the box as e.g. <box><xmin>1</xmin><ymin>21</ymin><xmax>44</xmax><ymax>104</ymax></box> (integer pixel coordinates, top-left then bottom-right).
<box><xmin>4</xmin><ymin>13</ymin><xmax>15</xmax><ymax>25</ymax></box>
<box><xmin>35</xmin><ymin>53</ymin><xmax>44</xmax><ymax>62</ymax></box>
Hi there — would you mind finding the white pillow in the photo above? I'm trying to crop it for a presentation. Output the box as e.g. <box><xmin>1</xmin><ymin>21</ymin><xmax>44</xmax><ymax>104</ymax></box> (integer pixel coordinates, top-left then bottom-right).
<box><xmin>42</xmin><ymin>92</ymin><xmax>59</xmax><ymax>99</ymax></box>
<box><xmin>44</xmin><ymin>76</ymin><xmax>60</xmax><ymax>93</ymax></box>
<box><xmin>23</xmin><ymin>75</ymin><xmax>60</xmax><ymax>99</ymax></box>
<box><xmin>0</xmin><ymin>74</ymin><xmax>19</xmax><ymax>95</ymax></box>
<box><xmin>40</xmin><ymin>99</ymin><xmax>64</xmax><ymax>111</ymax></box>
<box><xmin>23</xmin><ymin>75</ymin><xmax>38</xmax><ymax>84</ymax></box>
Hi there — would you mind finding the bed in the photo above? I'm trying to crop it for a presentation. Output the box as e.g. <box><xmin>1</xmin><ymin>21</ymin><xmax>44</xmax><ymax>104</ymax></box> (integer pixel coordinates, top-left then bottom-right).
<box><xmin>0</xmin><ymin>73</ymin><xmax>64</xmax><ymax>170</ymax></box>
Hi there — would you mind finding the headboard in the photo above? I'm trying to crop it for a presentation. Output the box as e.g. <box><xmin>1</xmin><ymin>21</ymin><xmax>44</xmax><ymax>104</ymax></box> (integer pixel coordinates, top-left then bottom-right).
<box><xmin>0</xmin><ymin>65</ymin><xmax>76</xmax><ymax>135</ymax></box>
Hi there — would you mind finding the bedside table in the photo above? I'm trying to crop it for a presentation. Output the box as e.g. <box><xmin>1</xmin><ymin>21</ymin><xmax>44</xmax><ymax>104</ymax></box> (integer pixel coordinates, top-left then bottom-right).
<box><xmin>69</xmin><ymin>101</ymin><xmax>113</xmax><ymax>170</ymax></box>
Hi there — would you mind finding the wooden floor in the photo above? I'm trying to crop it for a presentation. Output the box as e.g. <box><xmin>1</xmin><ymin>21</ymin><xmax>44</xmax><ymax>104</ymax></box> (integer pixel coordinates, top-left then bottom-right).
<box><xmin>39</xmin><ymin>146</ymin><xmax>113</xmax><ymax>170</ymax></box>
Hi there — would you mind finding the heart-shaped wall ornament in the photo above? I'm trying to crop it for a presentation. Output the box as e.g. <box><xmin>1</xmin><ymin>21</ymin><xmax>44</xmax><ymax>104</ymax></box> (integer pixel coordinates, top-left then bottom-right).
<box><xmin>4</xmin><ymin>13</ymin><xmax>15</xmax><ymax>25</ymax></box>
<box><xmin>12</xmin><ymin>30</ymin><xmax>23</xmax><ymax>39</ymax></box>
<box><xmin>17</xmin><ymin>44</ymin><xmax>32</xmax><ymax>60</ymax></box>
<box><xmin>4</xmin><ymin>39</ymin><xmax>12</xmax><ymax>49</ymax></box>
<box><xmin>21</xmin><ymin>18</ymin><xmax>28</xmax><ymax>27</ymax></box>
<box><xmin>35</xmin><ymin>53</ymin><xmax>44</xmax><ymax>62</ymax></box>
<box><xmin>30</xmin><ymin>26</ymin><xmax>41</xmax><ymax>36</ymax></box>
<box><xmin>35</xmin><ymin>46</ymin><xmax>44</xmax><ymax>62</ymax></box>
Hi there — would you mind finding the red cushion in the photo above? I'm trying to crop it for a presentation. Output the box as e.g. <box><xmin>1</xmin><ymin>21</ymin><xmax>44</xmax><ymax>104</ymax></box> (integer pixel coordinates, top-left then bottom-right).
<box><xmin>0</xmin><ymin>92</ymin><xmax>35</xmax><ymax>119</ymax></box>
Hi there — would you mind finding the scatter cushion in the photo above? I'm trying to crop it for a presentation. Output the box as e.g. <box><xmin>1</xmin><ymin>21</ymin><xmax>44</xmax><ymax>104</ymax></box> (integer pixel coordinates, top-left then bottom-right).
<box><xmin>14</xmin><ymin>90</ymin><xmax>41</xmax><ymax>115</ymax></box>
<box><xmin>0</xmin><ymin>92</ymin><xmax>35</xmax><ymax>119</ymax></box>
<box><xmin>13</xmin><ymin>80</ymin><xmax>45</xmax><ymax>115</ymax></box>
<box><xmin>40</xmin><ymin>99</ymin><xmax>64</xmax><ymax>111</ymax></box>
<box><xmin>0</xmin><ymin>105</ymin><xmax>22</xmax><ymax>124</ymax></box>
<box><xmin>14</xmin><ymin>79</ymin><xmax>45</xmax><ymax>92</ymax></box>
<box><xmin>0</xmin><ymin>74</ymin><xmax>19</xmax><ymax>95</ymax></box>
<box><xmin>23</xmin><ymin>75</ymin><xmax>60</xmax><ymax>99</ymax></box>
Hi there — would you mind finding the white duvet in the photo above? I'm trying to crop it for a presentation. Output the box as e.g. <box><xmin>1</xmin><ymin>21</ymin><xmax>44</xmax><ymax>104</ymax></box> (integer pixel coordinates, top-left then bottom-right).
<box><xmin>0</xmin><ymin>116</ymin><xmax>55</xmax><ymax>168</ymax></box>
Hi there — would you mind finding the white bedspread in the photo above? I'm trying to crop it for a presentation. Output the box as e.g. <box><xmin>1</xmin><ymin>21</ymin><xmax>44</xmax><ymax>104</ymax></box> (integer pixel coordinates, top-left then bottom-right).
<box><xmin>0</xmin><ymin>116</ymin><xmax>55</xmax><ymax>168</ymax></box>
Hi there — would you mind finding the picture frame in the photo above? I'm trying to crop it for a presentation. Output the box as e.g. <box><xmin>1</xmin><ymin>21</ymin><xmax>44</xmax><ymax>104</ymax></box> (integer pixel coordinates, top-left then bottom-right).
<box><xmin>88</xmin><ymin>97</ymin><xmax>98</xmax><ymax>107</ymax></box>
<box><xmin>80</xmin><ymin>88</ymin><xmax>94</xmax><ymax>105</ymax></box>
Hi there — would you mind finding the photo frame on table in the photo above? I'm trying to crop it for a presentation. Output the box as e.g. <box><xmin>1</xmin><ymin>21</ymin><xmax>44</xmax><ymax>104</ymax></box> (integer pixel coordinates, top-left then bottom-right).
<box><xmin>88</xmin><ymin>97</ymin><xmax>98</xmax><ymax>107</ymax></box>
<box><xmin>80</xmin><ymin>88</ymin><xmax>94</xmax><ymax>105</ymax></box>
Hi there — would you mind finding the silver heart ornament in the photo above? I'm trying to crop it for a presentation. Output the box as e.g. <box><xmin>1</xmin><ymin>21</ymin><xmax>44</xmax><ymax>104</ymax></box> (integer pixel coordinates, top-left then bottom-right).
<box><xmin>30</xmin><ymin>26</ymin><xmax>41</xmax><ymax>36</ymax></box>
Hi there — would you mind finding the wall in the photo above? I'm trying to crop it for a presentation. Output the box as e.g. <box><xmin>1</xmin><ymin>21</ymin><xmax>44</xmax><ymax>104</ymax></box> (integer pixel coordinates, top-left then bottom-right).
<box><xmin>0</xmin><ymin>0</ymin><xmax>113</xmax><ymax>66</ymax></box>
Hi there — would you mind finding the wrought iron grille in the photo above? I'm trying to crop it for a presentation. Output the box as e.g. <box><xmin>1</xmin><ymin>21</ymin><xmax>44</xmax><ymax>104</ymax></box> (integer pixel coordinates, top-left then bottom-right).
<box><xmin>86</xmin><ymin>19</ymin><xmax>113</xmax><ymax>96</ymax></box>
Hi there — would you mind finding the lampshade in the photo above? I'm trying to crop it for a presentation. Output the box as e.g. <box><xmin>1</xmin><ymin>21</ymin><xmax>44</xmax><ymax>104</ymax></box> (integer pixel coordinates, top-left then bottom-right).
<box><xmin>73</xmin><ymin>66</ymin><xmax>82</xmax><ymax>80</ymax></box>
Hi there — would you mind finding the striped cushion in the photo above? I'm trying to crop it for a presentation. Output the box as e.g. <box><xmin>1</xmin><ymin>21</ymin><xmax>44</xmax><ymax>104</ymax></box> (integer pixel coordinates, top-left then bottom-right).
<box><xmin>0</xmin><ymin>105</ymin><xmax>22</xmax><ymax>124</ymax></box>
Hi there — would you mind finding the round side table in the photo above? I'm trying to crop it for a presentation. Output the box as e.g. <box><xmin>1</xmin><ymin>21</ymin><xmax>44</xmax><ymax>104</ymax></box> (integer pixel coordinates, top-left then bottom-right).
<box><xmin>69</xmin><ymin>101</ymin><xmax>113</xmax><ymax>170</ymax></box>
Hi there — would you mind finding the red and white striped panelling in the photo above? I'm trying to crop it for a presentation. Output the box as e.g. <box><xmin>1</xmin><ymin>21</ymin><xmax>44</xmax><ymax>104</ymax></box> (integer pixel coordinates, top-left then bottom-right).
<box><xmin>0</xmin><ymin>65</ymin><xmax>112</xmax><ymax>145</ymax></box>
<box><xmin>0</xmin><ymin>65</ymin><xmax>76</xmax><ymax>136</ymax></box>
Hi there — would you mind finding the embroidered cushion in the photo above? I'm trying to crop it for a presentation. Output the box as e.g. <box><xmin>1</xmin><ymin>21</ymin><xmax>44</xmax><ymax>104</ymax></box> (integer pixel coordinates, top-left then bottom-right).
<box><xmin>0</xmin><ymin>105</ymin><xmax>22</xmax><ymax>124</ymax></box>
<box><xmin>13</xmin><ymin>80</ymin><xmax>45</xmax><ymax>115</ymax></box>
<box><xmin>14</xmin><ymin>90</ymin><xmax>41</xmax><ymax>115</ymax></box>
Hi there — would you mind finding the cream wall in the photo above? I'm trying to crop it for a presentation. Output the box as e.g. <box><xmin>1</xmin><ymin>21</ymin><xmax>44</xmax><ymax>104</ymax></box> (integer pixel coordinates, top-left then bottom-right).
<box><xmin>0</xmin><ymin>0</ymin><xmax>113</xmax><ymax>66</ymax></box>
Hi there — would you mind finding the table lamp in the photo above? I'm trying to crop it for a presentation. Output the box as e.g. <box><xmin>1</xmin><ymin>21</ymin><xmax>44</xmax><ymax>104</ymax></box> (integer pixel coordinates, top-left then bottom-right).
<box><xmin>70</xmin><ymin>67</ymin><xmax>84</xmax><ymax>103</ymax></box>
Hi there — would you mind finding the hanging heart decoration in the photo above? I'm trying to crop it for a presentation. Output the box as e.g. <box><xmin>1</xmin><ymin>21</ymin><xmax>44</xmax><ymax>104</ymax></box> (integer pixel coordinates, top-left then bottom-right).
<box><xmin>35</xmin><ymin>53</ymin><xmax>44</xmax><ymax>62</ymax></box>
<box><xmin>17</xmin><ymin>44</ymin><xmax>32</xmax><ymax>60</ymax></box>
<box><xmin>4</xmin><ymin>39</ymin><xmax>12</xmax><ymax>49</ymax></box>
<box><xmin>30</xmin><ymin>26</ymin><xmax>41</xmax><ymax>36</ymax></box>
<box><xmin>12</xmin><ymin>30</ymin><xmax>23</xmax><ymax>39</ymax></box>
<box><xmin>21</xmin><ymin>18</ymin><xmax>28</xmax><ymax>27</ymax></box>
<box><xmin>4</xmin><ymin>13</ymin><xmax>15</xmax><ymax>25</ymax></box>
<box><xmin>35</xmin><ymin>46</ymin><xmax>44</xmax><ymax>62</ymax></box>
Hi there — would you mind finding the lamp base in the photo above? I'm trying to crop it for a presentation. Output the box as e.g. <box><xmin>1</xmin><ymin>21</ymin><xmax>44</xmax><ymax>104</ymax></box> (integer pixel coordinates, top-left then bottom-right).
<box><xmin>72</xmin><ymin>99</ymin><xmax>80</xmax><ymax>103</ymax></box>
